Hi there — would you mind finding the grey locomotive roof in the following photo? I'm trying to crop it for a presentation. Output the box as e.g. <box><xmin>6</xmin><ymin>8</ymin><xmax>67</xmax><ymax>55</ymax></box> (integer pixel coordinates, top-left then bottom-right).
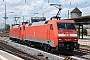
<box><xmin>71</xmin><ymin>7</ymin><xmax>82</xmax><ymax>13</ymax></box>
<box><xmin>12</xmin><ymin>24</ymin><xmax>20</xmax><ymax>28</ymax></box>
<box><xmin>31</xmin><ymin>21</ymin><xmax>46</xmax><ymax>26</ymax></box>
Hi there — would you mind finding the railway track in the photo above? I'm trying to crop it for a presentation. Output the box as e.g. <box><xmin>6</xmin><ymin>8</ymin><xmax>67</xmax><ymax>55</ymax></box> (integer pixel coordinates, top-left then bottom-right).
<box><xmin>0</xmin><ymin>35</ymin><xmax>90</xmax><ymax>60</ymax></box>
<box><xmin>71</xmin><ymin>45</ymin><xmax>90</xmax><ymax>60</ymax></box>
<box><xmin>0</xmin><ymin>33</ymin><xmax>9</xmax><ymax>37</ymax></box>
<box><xmin>74</xmin><ymin>45</ymin><xmax>90</xmax><ymax>56</ymax></box>
<box><xmin>0</xmin><ymin>39</ymin><xmax>75</xmax><ymax>60</ymax></box>
<box><xmin>0</xmin><ymin>41</ymin><xmax>45</xmax><ymax>60</ymax></box>
<box><xmin>0</xmin><ymin>37</ymin><xmax>76</xmax><ymax>60</ymax></box>
<box><xmin>77</xmin><ymin>48</ymin><xmax>90</xmax><ymax>54</ymax></box>
<box><xmin>79</xmin><ymin>45</ymin><xmax>90</xmax><ymax>54</ymax></box>
<box><xmin>56</xmin><ymin>51</ymin><xmax>90</xmax><ymax>60</ymax></box>
<box><xmin>73</xmin><ymin>55</ymin><xmax>90</xmax><ymax>60</ymax></box>
<box><xmin>26</xmin><ymin>41</ymin><xmax>90</xmax><ymax>60</ymax></box>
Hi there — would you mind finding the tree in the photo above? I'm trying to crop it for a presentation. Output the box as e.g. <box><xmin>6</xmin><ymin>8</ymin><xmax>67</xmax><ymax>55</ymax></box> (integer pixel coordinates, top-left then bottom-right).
<box><xmin>5</xmin><ymin>24</ymin><xmax>10</xmax><ymax>33</ymax></box>
<box><xmin>83</xmin><ymin>28</ymin><xmax>87</xmax><ymax>36</ymax></box>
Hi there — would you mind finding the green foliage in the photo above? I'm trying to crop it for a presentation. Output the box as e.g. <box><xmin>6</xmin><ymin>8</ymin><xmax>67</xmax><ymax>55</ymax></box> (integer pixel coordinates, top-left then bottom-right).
<box><xmin>83</xmin><ymin>28</ymin><xmax>87</xmax><ymax>35</ymax></box>
<box><xmin>80</xmin><ymin>28</ymin><xmax>87</xmax><ymax>36</ymax></box>
<box><xmin>83</xmin><ymin>28</ymin><xmax>87</xmax><ymax>32</ymax></box>
<box><xmin>5</xmin><ymin>24</ymin><xmax>10</xmax><ymax>33</ymax></box>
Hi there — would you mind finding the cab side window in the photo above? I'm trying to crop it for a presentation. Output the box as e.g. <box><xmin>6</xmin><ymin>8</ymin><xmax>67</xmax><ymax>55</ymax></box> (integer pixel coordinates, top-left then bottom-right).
<box><xmin>23</xmin><ymin>26</ymin><xmax>25</xmax><ymax>30</ymax></box>
<box><xmin>20</xmin><ymin>27</ymin><xmax>21</xmax><ymax>30</ymax></box>
<box><xmin>50</xmin><ymin>24</ymin><xmax>53</xmax><ymax>30</ymax></box>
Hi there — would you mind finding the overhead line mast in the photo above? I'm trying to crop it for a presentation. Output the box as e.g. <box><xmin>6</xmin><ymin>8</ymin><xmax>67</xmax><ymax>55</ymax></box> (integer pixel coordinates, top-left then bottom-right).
<box><xmin>25</xmin><ymin>0</ymin><xmax>26</xmax><ymax>3</ymax></box>
<box><xmin>3</xmin><ymin>0</ymin><xmax>8</xmax><ymax>32</ymax></box>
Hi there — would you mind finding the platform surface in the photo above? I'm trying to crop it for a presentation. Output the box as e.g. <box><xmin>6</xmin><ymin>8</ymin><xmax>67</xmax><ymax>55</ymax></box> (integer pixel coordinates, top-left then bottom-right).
<box><xmin>78</xmin><ymin>36</ymin><xmax>90</xmax><ymax>46</ymax></box>
<box><xmin>0</xmin><ymin>50</ymin><xmax>23</xmax><ymax>60</ymax></box>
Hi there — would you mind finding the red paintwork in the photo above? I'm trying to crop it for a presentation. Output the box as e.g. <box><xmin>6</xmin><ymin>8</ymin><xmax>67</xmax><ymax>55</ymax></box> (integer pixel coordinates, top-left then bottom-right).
<box><xmin>9</xmin><ymin>20</ymin><xmax>78</xmax><ymax>47</ymax></box>
<box><xmin>87</xmin><ymin>29</ymin><xmax>90</xmax><ymax>36</ymax></box>
<box><xmin>58</xmin><ymin>30</ymin><xmax>78</xmax><ymax>42</ymax></box>
<box><xmin>9</xmin><ymin>27</ymin><xmax>20</xmax><ymax>38</ymax></box>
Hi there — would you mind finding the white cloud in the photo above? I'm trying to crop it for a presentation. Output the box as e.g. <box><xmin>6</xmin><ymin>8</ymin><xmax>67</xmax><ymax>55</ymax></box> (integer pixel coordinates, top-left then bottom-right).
<box><xmin>60</xmin><ymin>0</ymin><xmax>89</xmax><ymax>6</ymax></box>
<box><xmin>0</xmin><ymin>0</ymin><xmax>90</xmax><ymax>28</ymax></box>
<box><xmin>81</xmin><ymin>7</ymin><xmax>90</xmax><ymax>16</ymax></box>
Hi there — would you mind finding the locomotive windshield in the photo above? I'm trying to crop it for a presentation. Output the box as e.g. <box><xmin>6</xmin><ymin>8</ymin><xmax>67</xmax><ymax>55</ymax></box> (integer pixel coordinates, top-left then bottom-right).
<box><xmin>57</xmin><ymin>23</ymin><xmax>76</xmax><ymax>30</ymax></box>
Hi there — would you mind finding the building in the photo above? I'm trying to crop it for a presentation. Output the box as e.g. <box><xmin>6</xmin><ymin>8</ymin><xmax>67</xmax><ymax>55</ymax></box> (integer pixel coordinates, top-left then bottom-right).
<box><xmin>71</xmin><ymin>7</ymin><xmax>82</xmax><ymax>18</ymax></box>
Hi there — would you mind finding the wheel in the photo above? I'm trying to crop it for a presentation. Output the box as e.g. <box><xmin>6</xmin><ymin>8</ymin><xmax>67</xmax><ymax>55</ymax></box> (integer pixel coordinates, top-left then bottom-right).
<box><xmin>28</xmin><ymin>42</ymin><xmax>31</xmax><ymax>46</ymax></box>
<box><xmin>18</xmin><ymin>40</ymin><xmax>21</xmax><ymax>44</ymax></box>
<box><xmin>44</xmin><ymin>44</ymin><xmax>51</xmax><ymax>52</ymax></box>
<box><xmin>44</xmin><ymin>45</ymin><xmax>47</xmax><ymax>51</ymax></box>
<box><xmin>21</xmin><ymin>41</ymin><xmax>25</xmax><ymax>45</ymax></box>
<box><xmin>51</xmin><ymin>48</ymin><xmax>55</xmax><ymax>53</ymax></box>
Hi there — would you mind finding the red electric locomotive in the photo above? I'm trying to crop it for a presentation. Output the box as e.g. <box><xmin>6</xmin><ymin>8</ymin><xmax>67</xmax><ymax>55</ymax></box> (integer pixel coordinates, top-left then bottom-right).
<box><xmin>9</xmin><ymin>19</ymin><xmax>79</xmax><ymax>53</ymax></box>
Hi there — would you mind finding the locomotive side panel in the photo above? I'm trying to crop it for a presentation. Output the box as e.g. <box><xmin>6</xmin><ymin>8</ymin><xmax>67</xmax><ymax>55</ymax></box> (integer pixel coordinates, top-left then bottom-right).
<box><xmin>34</xmin><ymin>26</ymin><xmax>47</xmax><ymax>39</ymax></box>
<box><xmin>25</xmin><ymin>26</ymin><xmax>35</xmax><ymax>38</ymax></box>
<box><xmin>25</xmin><ymin>25</ymin><xmax>55</xmax><ymax>47</ymax></box>
<box><xmin>9</xmin><ymin>28</ymin><xmax>20</xmax><ymax>39</ymax></box>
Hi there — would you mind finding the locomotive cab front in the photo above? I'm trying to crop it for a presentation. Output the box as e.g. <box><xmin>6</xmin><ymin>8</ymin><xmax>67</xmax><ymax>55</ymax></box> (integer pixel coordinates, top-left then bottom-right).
<box><xmin>48</xmin><ymin>20</ymin><xmax>79</xmax><ymax>53</ymax></box>
<box><xmin>56</xmin><ymin>20</ymin><xmax>79</xmax><ymax>52</ymax></box>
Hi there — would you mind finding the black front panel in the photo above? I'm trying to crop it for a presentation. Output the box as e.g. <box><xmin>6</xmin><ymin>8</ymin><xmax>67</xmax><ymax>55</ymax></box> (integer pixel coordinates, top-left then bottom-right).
<box><xmin>58</xmin><ymin>42</ymin><xmax>79</xmax><ymax>50</ymax></box>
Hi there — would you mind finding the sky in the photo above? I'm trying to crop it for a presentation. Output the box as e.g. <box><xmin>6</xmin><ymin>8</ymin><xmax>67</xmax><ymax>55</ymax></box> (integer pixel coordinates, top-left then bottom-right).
<box><xmin>0</xmin><ymin>0</ymin><xmax>90</xmax><ymax>28</ymax></box>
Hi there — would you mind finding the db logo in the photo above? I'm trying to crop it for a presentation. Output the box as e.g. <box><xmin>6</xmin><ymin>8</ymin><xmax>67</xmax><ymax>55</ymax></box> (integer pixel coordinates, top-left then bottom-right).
<box><xmin>66</xmin><ymin>34</ymin><xmax>69</xmax><ymax>36</ymax></box>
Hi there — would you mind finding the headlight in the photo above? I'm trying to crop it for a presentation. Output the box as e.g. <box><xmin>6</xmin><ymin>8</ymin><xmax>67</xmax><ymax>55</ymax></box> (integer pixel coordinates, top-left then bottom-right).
<box><xmin>70</xmin><ymin>34</ymin><xmax>77</xmax><ymax>37</ymax></box>
<box><xmin>59</xmin><ymin>39</ymin><xmax>62</xmax><ymax>40</ymax></box>
<box><xmin>74</xmin><ymin>39</ymin><xmax>77</xmax><ymax>41</ymax></box>
<box><xmin>58</xmin><ymin>34</ymin><xmax>66</xmax><ymax>36</ymax></box>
